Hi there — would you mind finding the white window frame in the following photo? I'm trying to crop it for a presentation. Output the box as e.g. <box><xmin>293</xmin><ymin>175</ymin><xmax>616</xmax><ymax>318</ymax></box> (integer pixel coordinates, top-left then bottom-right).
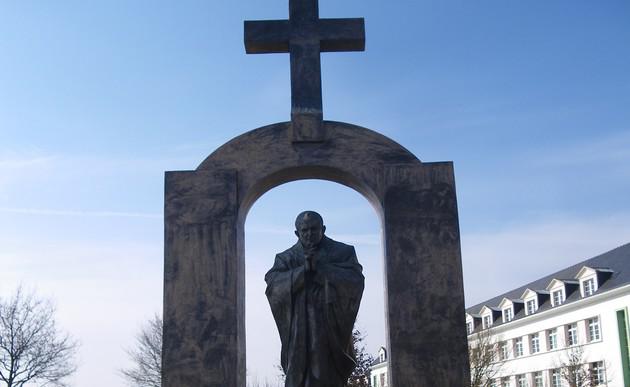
<box><xmin>533</xmin><ymin>371</ymin><xmax>543</xmax><ymax>387</ymax></box>
<box><xmin>548</xmin><ymin>328</ymin><xmax>558</xmax><ymax>350</ymax></box>
<box><xmin>582</xmin><ymin>277</ymin><xmax>596</xmax><ymax>297</ymax></box>
<box><xmin>530</xmin><ymin>333</ymin><xmax>540</xmax><ymax>354</ymax></box>
<box><xmin>552</xmin><ymin>289</ymin><xmax>564</xmax><ymax>306</ymax></box>
<box><xmin>552</xmin><ymin>369</ymin><xmax>561</xmax><ymax>387</ymax></box>
<box><xmin>467</xmin><ymin>321</ymin><xmax>473</xmax><ymax>335</ymax></box>
<box><xmin>588</xmin><ymin>317</ymin><xmax>601</xmax><ymax>342</ymax></box>
<box><xmin>514</xmin><ymin>337</ymin><xmax>524</xmax><ymax>357</ymax></box>
<box><xmin>517</xmin><ymin>374</ymin><xmax>526</xmax><ymax>387</ymax></box>
<box><xmin>483</xmin><ymin>315</ymin><xmax>492</xmax><ymax>329</ymax></box>
<box><xmin>526</xmin><ymin>298</ymin><xmax>537</xmax><ymax>315</ymax></box>
<box><xmin>591</xmin><ymin>361</ymin><xmax>605</xmax><ymax>385</ymax></box>
<box><xmin>500</xmin><ymin>341</ymin><xmax>509</xmax><ymax>360</ymax></box>
<box><xmin>503</xmin><ymin>307</ymin><xmax>514</xmax><ymax>323</ymax></box>
<box><xmin>566</xmin><ymin>323</ymin><xmax>578</xmax><ymax>346</ymax></box>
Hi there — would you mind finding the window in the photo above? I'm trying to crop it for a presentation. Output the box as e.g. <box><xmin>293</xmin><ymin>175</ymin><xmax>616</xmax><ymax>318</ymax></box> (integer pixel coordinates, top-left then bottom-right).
<box><xmin>588</xmin><ymin>317</ymin><xmax>601</xmax><ymax>342</ymax></box>
<box><xmin>514</xmin><ymin>337</ymin><xmax>524</xmax><ymax>357</ymax></box>
<box><xmin>583</xmin><ymin>278</ymin><xmax>596</xmax><ymax>296</ymax></box>
<box><xmin>526</xmin><ymin>299</ymin><xmax>537</xmax><ymax>315</ymax></box>
<box><xmin>467</xmin><ymin>322</ymin><xmax>473</xmax><ymax>334</ymax></box>
<box><xmin>591</xmin><ymin>361</ymin><xmax>605</xmax><ymax>385</ymax></box>
<box><xmin>380</xmin><ymin>373</ymin><xmax>385</xmax><ymax>387</ymax></box>
<box><xmin>551</xmin><ymin>369</ymin><xmax>561</xmax><ymax>387</ymax></box>
<box><xmin>500</xmin><ymin>341</ymin><xmax>509</xmax><ymax>360</ymax></box>
<box><xmin>373</xmin><ymin>375</ymin><xmax>378</xmax><ymax>387</ymax></box>
<box><xmin>504</xmin><ymin>307</ymin><xmax>514</xmax><ymax>322</ymax></box>
<box><xmin>552</xmin><ymin>289</ymin><xmax>564</xmax><ymax>306</ymax></box>
<box><xmin>533</xmin><ymin>371</ymin><xmax>543</xmax><ymax>387</ymax></box>
<box><xmin>502</xmin><ymin>377</ymin><xmax>511</xmax><ymax>387</ymax></box>
<box><xmin>517</xmin><ymin>374</ymin><xmax>526</xmax><ymax>387</ymax></box>
<box><xmin>530</xmin><ymin>333</ymin><xmax>540</xmax><ymax>354</ymax></box>
<box><xmin>548</xmin><ymin>328</ymin><xmax>558</xmax><ymax>350</ymax></box>
<box><xmin>484</xmin><ymin>315</ymin><xmax>492</xmax><ymax>329</ymax></box>
<box><xmin>566</xmin><ymin>323</ymin><xmax>578</xmax><ymax>346</ymax></box>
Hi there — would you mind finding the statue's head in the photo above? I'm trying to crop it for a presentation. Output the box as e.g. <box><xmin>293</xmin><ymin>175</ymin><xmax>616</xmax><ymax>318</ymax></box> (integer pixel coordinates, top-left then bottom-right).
<box><xmin>294</xmin><ymin>211</ymin><xmax>326</xmax><ymax>248</ymax></box>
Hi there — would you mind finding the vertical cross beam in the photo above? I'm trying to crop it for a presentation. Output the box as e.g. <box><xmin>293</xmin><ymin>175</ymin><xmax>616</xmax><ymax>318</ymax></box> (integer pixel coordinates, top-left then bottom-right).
<box><xmin>244</xmin><ymin>0</ymin><xmax>365</xmax><ymax>142</ymax></box>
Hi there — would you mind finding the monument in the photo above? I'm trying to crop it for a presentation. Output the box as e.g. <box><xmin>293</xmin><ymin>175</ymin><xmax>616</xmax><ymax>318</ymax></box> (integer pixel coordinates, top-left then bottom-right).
<box><xmin>265</xmin><ymin>211</ymin><xmax>364</xmax><ymax>387</ymax></box>
<box><xmin>162</xmin><ymin>0</ymin><xmax>471</xmax><ymax>386</ymax></box>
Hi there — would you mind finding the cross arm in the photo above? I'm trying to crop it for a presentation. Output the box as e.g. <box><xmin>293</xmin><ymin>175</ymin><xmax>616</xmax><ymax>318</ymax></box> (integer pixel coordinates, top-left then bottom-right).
<box><xmin>319</xmin><ymin>18</ymin><xmax>365</xmax><ymax>52</ymax></box>
<box><xmin>244</xmin><ymin>20</ymin><xmax>290</xmax><ymax>54</ymax></box>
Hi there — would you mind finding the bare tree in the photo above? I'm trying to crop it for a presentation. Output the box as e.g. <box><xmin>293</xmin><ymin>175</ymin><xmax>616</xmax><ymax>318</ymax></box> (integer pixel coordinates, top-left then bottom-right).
<box><xmin>0</xmin><ymin>287</ymin><xmax>78</xmax><ymax>387</ymax></box>
<box><xmin>121</xmin><ymin>315</ymin><xmax>162</xmax><ymax>387</ymax></box>
<box><xmin>347</xmin><ymin>329</ymin><xmax>374</xmax><ymax>387</ymax></box>
<box><xmin>468</xmin><ymin>328</ymin><xmax>504</xmax><ymax>387</ymax></box>
<box><xmin>556</xmin><ymin>346</ymin><xmax>608</xmax><ymax>387</ymax></box>
<box><xmin>271</xmin><ymin>328</ymin><xmax>371</xmax><ymax>387</ymax></box>
<box><xmin>123</xmin><ymin>317</ymin><xmax>369</xmax><ymax>387</ymax></box>
<box><xmin>246</xmin><ymin>376</ymin><xmax>283</xmax><ymax>387</ymax></box>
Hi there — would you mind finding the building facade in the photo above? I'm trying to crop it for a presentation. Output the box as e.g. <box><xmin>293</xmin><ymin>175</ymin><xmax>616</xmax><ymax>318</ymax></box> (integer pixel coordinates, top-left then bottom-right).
<box><xmin>370</xmin><ymin>347</ymin><xmax>389</xmax><ymax>387</ymax></box>
<box><xmin>370</xmin><ymin>243</ymin><xmax>630</xmax><ymax>386</ymax></box>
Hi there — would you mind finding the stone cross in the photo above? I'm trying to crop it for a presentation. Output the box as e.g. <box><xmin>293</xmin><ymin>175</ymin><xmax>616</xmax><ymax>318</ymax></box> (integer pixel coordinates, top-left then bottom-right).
<box><xmin>244</xmin><ymin>0</ymin><xmax>365</xmax><ymax>142</ymax></box>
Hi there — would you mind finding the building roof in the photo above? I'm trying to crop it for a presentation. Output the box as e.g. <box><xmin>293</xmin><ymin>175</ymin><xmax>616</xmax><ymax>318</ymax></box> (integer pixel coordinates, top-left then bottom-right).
<box><xmin>466</xmin><ymin>243</ymin><xmax>630</xmax><ymax>324</ymax></box>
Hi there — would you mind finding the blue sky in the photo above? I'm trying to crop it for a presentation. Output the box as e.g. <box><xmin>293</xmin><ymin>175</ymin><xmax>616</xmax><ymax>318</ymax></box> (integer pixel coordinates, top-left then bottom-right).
<box><xmin>1</xmin><ymin>1</ymin><xmax>629</xmax><ymax>385</ymax></box>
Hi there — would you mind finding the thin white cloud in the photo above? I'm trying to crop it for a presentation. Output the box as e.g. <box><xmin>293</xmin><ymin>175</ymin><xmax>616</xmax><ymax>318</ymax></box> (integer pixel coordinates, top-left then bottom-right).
<box><xmin>0</xmin><ymin>155</ymin><xmax>57</xmax><ymax>169</ymax></box>
<box><xmin>529</xmin><ymin>130</ymin><xmax>630</xmax><ymax>167</ymax></box>
<box><xmin>0</xmin><ymin>152</ymin><xmax>57</xmax><ymax>182</ymax></box>
<box><xmin>0</xmin><ymin>207</ymin><xmax>161</xmax><ymax>219</ymax></box>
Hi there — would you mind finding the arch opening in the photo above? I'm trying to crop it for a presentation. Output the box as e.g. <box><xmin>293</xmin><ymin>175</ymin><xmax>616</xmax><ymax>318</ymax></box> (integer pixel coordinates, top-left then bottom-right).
<box><xmin>243</xmin><ymin>179</ymin><xmax>387</xmax><ymax>386</ymax></box>
<box><xmin>239</xmin><ymin>169</ymin><xmax>384</xmax><ymax>228</ymax></box>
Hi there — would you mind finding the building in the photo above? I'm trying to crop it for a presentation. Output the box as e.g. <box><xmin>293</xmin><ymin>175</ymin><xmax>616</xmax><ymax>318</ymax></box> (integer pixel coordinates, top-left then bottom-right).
<box><xmin>370</xmin><ymin>243</ymin><xmax>630</xmax><ymax>386</ymax></box>
<box><xmin>467</xmin><ymin>243</ymin><xmax>630</xmax><ymax>386</ymax></box>
<box><xmin>370</xmin><ymin>346</ymin><xmax>389</xmax><ymax>387</ymax></box>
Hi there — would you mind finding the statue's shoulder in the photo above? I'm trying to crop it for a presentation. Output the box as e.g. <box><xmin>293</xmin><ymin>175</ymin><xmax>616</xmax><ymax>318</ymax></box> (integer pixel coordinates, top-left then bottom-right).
<box><xmin>324</xmin><ymin>237</ymin><xmax>355</xmax><ymax>255</ymax></box>
<box><xmin>276</xmin><ymin>242</ymin><xmax>302</xmax><ymax>260</ymax></box>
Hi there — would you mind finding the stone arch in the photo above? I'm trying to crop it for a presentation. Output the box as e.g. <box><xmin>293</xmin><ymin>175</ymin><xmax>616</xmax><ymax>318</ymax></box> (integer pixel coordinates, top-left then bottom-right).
<box><xmin>163</xmin><ymin>121</ymin><xmax>470</xmax><ymax>387</ymax></box>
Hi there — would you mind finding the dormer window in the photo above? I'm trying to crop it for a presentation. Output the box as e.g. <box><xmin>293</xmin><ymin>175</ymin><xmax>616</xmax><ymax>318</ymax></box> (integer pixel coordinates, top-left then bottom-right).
<box><xmin>552</xmin><ymin>289</ymin><xmax>564</xmax><ymax>306</ymax></box>
<box><xmin>497</xmin><ymin>298</ymin><xmax>519</xmax><ymax>323</ymax></box>
<box><xmin>583</xmin><ymin>278</ymin><xmax>595</xmax><ymax>297</ymax></box>
<box><xmin>576</xmin><ymin>266</ymin><xmax>612</xmax><ymax>298</ymax></box>
<box><xmin>377</xmin><ymin>347</ymin><xmax>387</xmax><ymax>363</ymax></box>
<box><xmin>526</xmin><ymin>299</ymin><xmax>536</xmax><ymax>315</ymax></box>
<box><xmin>483</xmin><ymin>315</ymin><xmax>492</xmax><ymax>329</ymax></box>
<box><xmin>520</xmin><ymin>288</ymin><xmax>545</xmax><ymax>316</ymax></box>
<box><xmin>546</xmin><ymin>279</ymin><xmax>575</xmax><ymax>307</ymax></box>
<box><xmin>479</xmin><ymin>306</ymin><xmax>499</xmax><ymax>329</ymax></box>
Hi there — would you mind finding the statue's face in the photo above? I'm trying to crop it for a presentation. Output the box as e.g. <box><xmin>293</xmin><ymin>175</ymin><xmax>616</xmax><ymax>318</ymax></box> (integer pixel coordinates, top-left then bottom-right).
<box><xmin>295</xmin><ymin>217</ymin><xmax>325</xmax><ymax>248</ymax></box>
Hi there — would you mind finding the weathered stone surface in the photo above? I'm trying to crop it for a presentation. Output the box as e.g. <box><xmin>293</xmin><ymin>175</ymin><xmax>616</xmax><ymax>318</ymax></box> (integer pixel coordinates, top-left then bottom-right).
<box><xmin>163</xmin><ymin>121</ymin><xmax>470</xmax><ymax>387</ymax></box>
<box><xmin>163</xmin><ymin>170</ymin><xmax>242</xmax><ymax>387</ymax></box>
<box><xmin>383</xmin><ymin>164</ymin><xmax>467</xmax><ymax>386</ymax></box>
<box><xmin>244</xmin><ymin>0</ymin><xmax>365</xmax><ymax>141</ymax></box>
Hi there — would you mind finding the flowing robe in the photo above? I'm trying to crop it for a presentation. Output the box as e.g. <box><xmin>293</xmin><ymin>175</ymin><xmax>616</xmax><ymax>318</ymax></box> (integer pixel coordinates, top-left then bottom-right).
<box><xmin>265</xmin><ymin>236</ymin><xmax>364</xmax><ymax>387</ymax></box>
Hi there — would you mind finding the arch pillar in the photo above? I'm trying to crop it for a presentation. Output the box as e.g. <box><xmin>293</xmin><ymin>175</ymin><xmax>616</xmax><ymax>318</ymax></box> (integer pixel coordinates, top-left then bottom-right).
<box><xmin>163</xmin><ymin>121</ymin><xmax>470</xmax><ymax>387</ymax></box>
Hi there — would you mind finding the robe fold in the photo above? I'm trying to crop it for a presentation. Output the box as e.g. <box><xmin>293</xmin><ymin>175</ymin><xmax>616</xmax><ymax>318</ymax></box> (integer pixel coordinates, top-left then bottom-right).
<box><xmin>265</xmin><ymin>236</ymin><xmax>364</xmax><ymax>387</ymax></box>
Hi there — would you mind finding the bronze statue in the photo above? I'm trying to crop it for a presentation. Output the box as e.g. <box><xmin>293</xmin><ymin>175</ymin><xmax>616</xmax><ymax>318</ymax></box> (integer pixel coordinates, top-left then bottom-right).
<box><xmin>265</xmin><ymin>211</ymin><xmax>365</xmax><ymax>387</ymax></box>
